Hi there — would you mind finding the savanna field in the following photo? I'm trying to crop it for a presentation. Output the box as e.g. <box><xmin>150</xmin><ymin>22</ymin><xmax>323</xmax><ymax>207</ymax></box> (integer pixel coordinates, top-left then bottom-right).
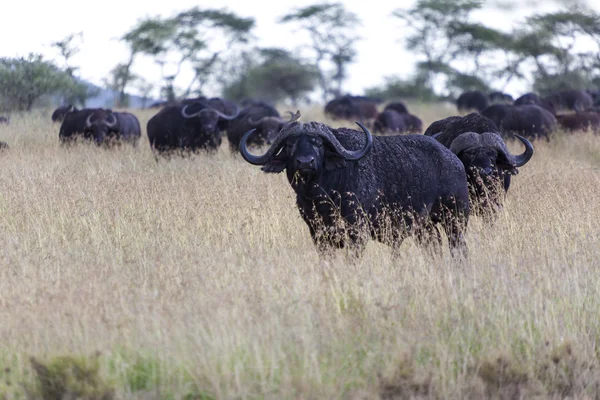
<box><xmin>0</xmin><ymin>104</ymin><xmax>599</xmax><ymax>399</ymax></box>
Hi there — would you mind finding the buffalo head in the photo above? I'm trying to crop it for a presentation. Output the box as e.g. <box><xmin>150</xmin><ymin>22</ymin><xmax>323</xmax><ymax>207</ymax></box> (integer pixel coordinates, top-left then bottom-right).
<box><xmin>244</xmin><ymin>112</ymin><xmax>298</xmax><ymax>147</ymax></box>
<box><xmin>240</xmin><ymin>111</ymin><xmax>373</xmax><ymax>187</ymax></box>
<box><xmin>180</xmin><ymin>102</ymin><xmax>239</xmax><ymax>149</ymax></box>
<box><xmin>85</xmin><ymin>110</ymin><xmax>118</xmax><ymax>144</ymax></box>
<box><xmin>442</xmin><ymin>131</ymin><xmax>533</xmax><ymax>205</ymax></box>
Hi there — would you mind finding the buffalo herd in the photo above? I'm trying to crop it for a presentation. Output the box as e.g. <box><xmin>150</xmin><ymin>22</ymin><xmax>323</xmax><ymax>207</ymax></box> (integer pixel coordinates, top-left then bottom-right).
<box><xmin>2</xmin><ymin>85</ymin><xmax>598</xmax><ymax>256</ymax></box>
<box><xmin>454</xmin><ymin>88</ymin><xmax>600</xmax><ymax>137</ymax></box>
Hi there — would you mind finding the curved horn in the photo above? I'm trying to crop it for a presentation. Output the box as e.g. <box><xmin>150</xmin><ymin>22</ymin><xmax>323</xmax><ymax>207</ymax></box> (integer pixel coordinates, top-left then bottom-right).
<box><xmin>105</xmin><ymin>113</ymin><xmax>117</xmax><ymax>128</ymax></box>
<box><xmin>213</xmin><ymin>107</ymin><xmax>239</xmax><ymax>120</ymax></box>
<box><xmin>431</xmin><ymin>132</ymin><xmax>443</xmax><ymax>140</ymax></box>
<box><xmin>480</xmin><ymin>133</ymin><xmax>534</xmax><ymax>168</ymax></box>
<box><xmin>449</xmin><ymin>132</ymin><xmax>481</xmax><ymax>155</ymax></box>
<box><xmin>240</xmin><ymin>116</ymin><xmax>304</xmax><ymax>165</ymax></box>
<box><xmin>511</xmin><ymin>135</ymin><xmax>534</xmax><ymax>167</ymax></box>
<box><xmin>85</xmin><ymin>113</ymin><xmax>94</xmax><ymax>128</ymax></box>
<box><xmin>318</xmin><ymin>122</ymin><xmax>373</xmax><ymax>161</ymax></box>
<box><xmin>247</xmin><ymin>114</ymin><xmax>263</xmax><ymax>125</ymax></box>
<box><xmin>240</xmin><ymin>128</ymin><xmax>294</xmax><ymax>165</ymax></box>
<box><xmin>181</xmin><ymin>104</ymin><xmax>204</xmax><ymax>119</ymax></box>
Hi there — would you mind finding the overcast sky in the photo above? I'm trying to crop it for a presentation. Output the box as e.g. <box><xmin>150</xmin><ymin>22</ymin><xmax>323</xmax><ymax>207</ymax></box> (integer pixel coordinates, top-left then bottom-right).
<box><xmin>1</xmin><ymin>0</ymin><xmax>595</xmax><ymax>99</ymax></box>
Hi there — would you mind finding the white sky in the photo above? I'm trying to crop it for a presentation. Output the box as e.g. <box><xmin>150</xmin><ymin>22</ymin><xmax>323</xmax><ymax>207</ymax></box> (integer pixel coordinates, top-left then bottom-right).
<box><xmin>1</xmin><ymin>0</ymin><xmax>596</xmax><ymax>99</ymax></box>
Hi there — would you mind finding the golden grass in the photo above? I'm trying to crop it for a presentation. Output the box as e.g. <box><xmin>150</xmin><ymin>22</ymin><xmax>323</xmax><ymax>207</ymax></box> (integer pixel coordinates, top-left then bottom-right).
<box><xmin>0</xmin><ymin>105</ymin><xmax>599</xmax><ymax>398</ymax></box>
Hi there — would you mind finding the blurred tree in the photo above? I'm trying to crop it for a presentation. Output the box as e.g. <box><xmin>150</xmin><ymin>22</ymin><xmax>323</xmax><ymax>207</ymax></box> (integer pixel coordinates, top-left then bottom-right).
<box><xmin>104</xmin><ymin>64</ymin><xmax>139</xmax><ymax>108</ymax></box>
<box><xmin>134</xmin><ymin>78</ymin><xmax>155</xmax><ymax>108</ymax></box>
<box><xmin>223</xmin><ymin>48</ymin><xmax>318</xmax><ymax>105</ymax></box>
<box><xmin>122</xmin><ymin>9</ymin><xmax>255</xmax><ymax>100</ymax></box>
<box><xmin>393</xmin><ymin>0</ymin><xmax>497</xmax><ymax>97</ymax></box>
<box><xmin>0</xmin><ymin>54</ymin><xmax>74</xmax><ymax>111</ymax></box>
<box><xmin>365</xmin><ymin>74</ymin><xmax>441</xmax><ymax>102</ymax></box>
<box><xmin>280</xmin><ymin>3</ymin><xmax>360</xmax><ymax>102</ymax></box>
<box><xmin>51</xmin><ymin>32</ymin><xmax>98</xmax><ymax>106</ymax></box>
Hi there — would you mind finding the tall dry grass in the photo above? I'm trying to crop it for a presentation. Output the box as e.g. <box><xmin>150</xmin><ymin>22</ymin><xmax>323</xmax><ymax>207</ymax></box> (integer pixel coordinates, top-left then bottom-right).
<box><xmin>0</xmin><ymin>105</ymin><xmax>598</xmax><ymax>399</ymax></box>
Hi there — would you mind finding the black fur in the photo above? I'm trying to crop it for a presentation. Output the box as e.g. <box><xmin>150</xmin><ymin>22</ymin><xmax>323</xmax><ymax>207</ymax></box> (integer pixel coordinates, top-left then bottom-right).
<box><xmin>456</xmin><ymin>90</ymin><xmax>489</xmax><ymax>113</ymax></box>
<box><xmin>59</xmin><ymin>108</ymin><xmax>139</xmax><ymax>146</ymax></box>
<box><xmin>245</xmin><ymin>122</ymin><xmax>470</xmax><ymax>254</ymax></box>
<box><xmin>481</xmin><ymin>104</ymin><xmax>557</xmax><ymax>139</ymax></box>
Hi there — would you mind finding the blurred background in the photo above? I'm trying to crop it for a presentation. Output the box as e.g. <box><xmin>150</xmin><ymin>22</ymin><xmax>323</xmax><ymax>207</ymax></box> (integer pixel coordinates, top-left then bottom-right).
<box><xmin>0</xmin><ymin>0</ymin><xmax>598</xmax><ymax>110</ymax></box>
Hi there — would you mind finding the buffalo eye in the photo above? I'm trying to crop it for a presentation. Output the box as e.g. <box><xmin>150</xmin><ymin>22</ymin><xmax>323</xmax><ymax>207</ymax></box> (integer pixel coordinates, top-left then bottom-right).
<box><xmin>310</xmin><ymin>138</ymin><xmax>323</xmax><ymax>147</ymax></box>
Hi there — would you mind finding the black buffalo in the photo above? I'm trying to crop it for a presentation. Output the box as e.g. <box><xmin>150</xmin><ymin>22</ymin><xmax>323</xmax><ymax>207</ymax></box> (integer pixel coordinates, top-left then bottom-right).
<box><xmin>481</xmin><ymin>104</ymin><xmax>557</xmax><ymax>139</ymax></box>
<box><xmin>426</xmin><ymin>113</ymin><xmax>533</xmax><ymax>214</ymax></box>
<box><xmin>456</xmin><ymin>90</ymin><xmax>489</xmax><ymax>113</ymax></box>
<box><xmin>373</xmin><ymin>110</ymin><xmax>423</xmax><ymax>134</ymax></box>
<box><xmin>52</xmin><ymin>104</ymin><xmax>78</xmax><ymax>123</ymax></box>
<box><xmin>557</xmin><ymin>112</ymin><xmax>600</xmax><ymax>133</ymax></box>
<box><xmin>543</xmin><ymin>89</ymin><xmax>593</xmax><ymax>113</ymax></box>
<box><xmin>227</xmin><ymin>102</ymin><xmax>293</xmax><ymax>152</ymax></box>
<box><xmin>488</xmin><ymin>91</ymin><xmax>513</xmax><ymax>104</ymax></box>
<box><xmin>514</xmin><ymin>92</ymin><xmax>556</xmax><ymax>115</ymax></box>
<box><xmin>240</xmin><ymin>113</ymin><xmax>470</xmax><ymax>254</ymax></box>
<box><xmin>324</xmin><ymin>95</ymin><xmax>379</xmax><ymax>122</ymax></box>
<box><xmin>384</xmin><ymin>102</ymin><xmax>409</xmax><ymax>114</ymax></box>
<box><xmin>0</xmin><ymin>116</ymin><xmax>9</xmax><ymax>124</ymax></box>
<box><xmin>147</xmin><ymin>101</ymin><xmax>238</xmax><ymax>153</ymax></box>
<box><xmin>59</xmin><ymin>108</ymin><xmax>141</xmax><ymax>145</ymax></box>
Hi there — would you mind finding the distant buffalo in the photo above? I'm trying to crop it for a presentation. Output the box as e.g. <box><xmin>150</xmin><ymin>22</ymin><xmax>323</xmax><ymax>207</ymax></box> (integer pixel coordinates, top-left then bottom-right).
<box><xmin>488</xmin><ymin>91</ymin><xmax>513</xmax><ymax>104</ymax></box>
<box><xmin>325</xmin><ymin>95</ymin><xmax>379</xmax><ymax>122</ymax></box>
<box><xmin>384</xmin><ymin>102</ymin><xmax>409</xmax><ymax>115</ymax></box>
<box><xmin>373</xmin><ymin>110</ymin><xmax>423</xmax><ymax>134</ymax></box>
<box><xmin>147</xmin><ymin>101</ymin><xmax>238</xmax><ymax>153</ymax></box>
<box><xmin>456</xmin><ymin>90</ymin><xmax>489</xmax><ymax>113</ymax></box>
<box><xmin>52</xmin><ymin>104</ymin><xmax>78</xmax><ymax>123</ymax></box>
<box><xmin>0</xmin><ymin>141</ymin><xmax>8</xmax><ymax>149</ymax></box>
<box><xmin>59</xmin><ymin>108</ymin><xmax>141</xmax><ymax>146</ymax></box>
<box><xmin>0</xmin><ymin>116</ymin><xmax>9</xmax><ymax>125</ymax></box>
<box><xmin>227</xmin><ymin>102</ymin><xmax>293</xmax><ymax>152</ymax></box>
<box><xmin>426</xmin><ymin>113</ymin><xmax>533</xmax><ymax>214</ymax></box>
<box><xmin>557</xmin><ymin>112</ymin><xmax>600</xmax><ymax>133</ymax></box>
<box><xmin>543</xmin><ymin>89</ymin><xmax>593</xmax><ymax>113</ymax></box>
<box><xmin>514</xmin><ymin>92</ymin><xmax>556</xmax><ymax>115</ymax></box>
<box><xmin>481</xmin><ymin>104</ymin><xmax>557</xmax><ymax>139</ymax></box>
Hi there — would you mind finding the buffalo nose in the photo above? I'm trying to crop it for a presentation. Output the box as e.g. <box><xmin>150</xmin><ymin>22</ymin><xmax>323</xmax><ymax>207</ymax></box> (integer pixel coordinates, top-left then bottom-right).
<box><xmin>295</xmin><ymin>155</ymin><xmax>315</xmax><ymax>169</ymax></box>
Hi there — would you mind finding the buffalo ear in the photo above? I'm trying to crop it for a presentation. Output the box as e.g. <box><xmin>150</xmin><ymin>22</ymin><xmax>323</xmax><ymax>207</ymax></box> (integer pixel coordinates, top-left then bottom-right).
<box><xmin>324</xmin><ymin>149</ymin><xmax>347</xmax><ymax>171</ymax></box>
<box><xmin>261</xmin><ymin>153</ymin><xmax>287</xmax><ymax>174</ymax></box>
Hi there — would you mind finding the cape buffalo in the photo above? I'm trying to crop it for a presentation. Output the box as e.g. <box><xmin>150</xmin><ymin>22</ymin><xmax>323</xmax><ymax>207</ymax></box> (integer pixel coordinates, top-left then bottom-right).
<box><xmin>543</xmin><ymin>89</ymin><xmax>593</xmax><ymax>113</ymax></box>
<box><xmin>147</xmin><ymin>101</ymin><xmax>238</xmax><ymax>154</ymax></box>
<box><xmin>226</xmin><ymin>102</ymin><xmax>293</xmax><ymax>152</ymax></box>
<box><xmin>240</xmin><ymin>112</ymin><xmax>470</xmax><ymax>255</ymax></box>
<box><xmin>384</xmin><ymin>102</ymin><xmax>409</xmax><ymax>114</ymax></box>
<box><xmin>481</xmin><ymin>104</ymin><xmax>557</xmax><ymax>139</ymax></box>
<box><xmin>52</xmin><ymin>104</ymin><xmax>78</xmax><ymax>123</ymax></box>
<box><xmin>0</xmin><ymin>141</ymin><xmax>8</xmax><ymax>149</ymax></box>
<box><xmin>557</xmin><ymin>112</ymin><xmax>600</xmax><ymax>133</ymax></box>
<box><xmin>0</xmin><ymin>116</ymin><xmax>9</xmax><ymax>124</ymax></box>
<box><xmin>426</xmin><ymin>113</ymin><xmax>534</xmax><ymax>214</ymax></box>
<box><xmin>59</xmin><ymin>108</ymin><xmax>141</xmax><ymax>146</ymax></box>
<box><xmin>514</xmin><ymin>92</ymin><xmax>556</xmax><ymax>115</ymax></box>
<box><xmin>373</xmin><ymin>110</ymin><xmax>423</xmax><ymax>134</ymax></box>
<box><xmin>325</xmin><ymin>95</ymin><xmax>379</xmax><ymax>122</ymax></box>
<box><xmin>456</xmin><ymin>90</ymin><xmax>489</xmax><ymax>113</ymax></box>
<box><xmin>489</xmin><ymin>91</ymin><xmax>513</xmax><ymax>104</ymax></box>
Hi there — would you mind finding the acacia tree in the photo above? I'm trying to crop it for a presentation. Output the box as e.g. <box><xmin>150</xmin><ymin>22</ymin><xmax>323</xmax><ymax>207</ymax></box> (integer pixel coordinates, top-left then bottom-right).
<box><xmin>51</xmin><ymin>32</ymin><xmax>97</xmax><ymax>106</ymax></box>
<box><xmin>121</xmin><ymin>8</ymin><xmax>254</xmax><ymax>100</ymax></box>
<box><xmin>0</xmin><ymin>54</ymin><xmax>73</xmax><ymax>111</ymax></box>
<box><xmin>223</xmin><ymin>48</ymin><xmax>318</xmax><ymax>105</ymax></box>
<box><xmin>280</xmin><ymin>3</ymin><xmax>360</xmax><ymax>101</ymax></box>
